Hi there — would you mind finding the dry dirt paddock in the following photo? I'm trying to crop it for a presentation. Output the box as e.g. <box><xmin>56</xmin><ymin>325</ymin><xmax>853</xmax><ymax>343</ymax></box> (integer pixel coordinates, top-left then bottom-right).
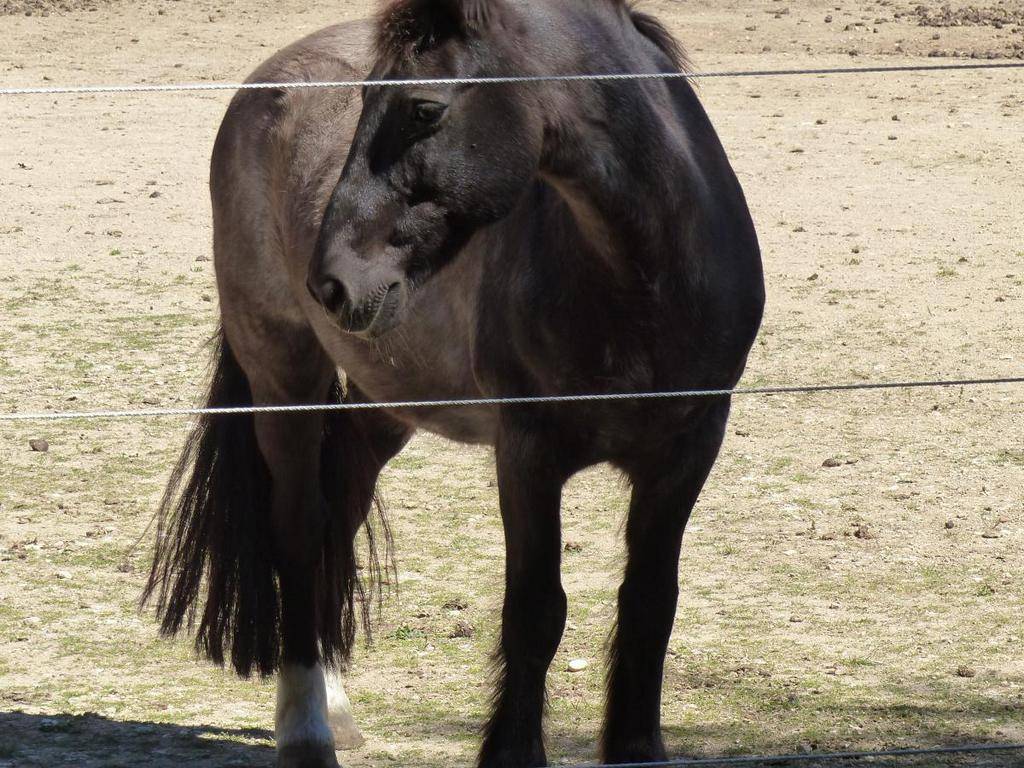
<box><xmin>1</xmin><ymin>0</ymin><xmax>1022</xmax><ymax>766</ymax></box>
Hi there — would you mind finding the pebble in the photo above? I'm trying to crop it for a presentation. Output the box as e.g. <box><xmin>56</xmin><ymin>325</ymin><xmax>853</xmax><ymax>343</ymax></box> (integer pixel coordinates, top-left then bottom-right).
<box><xmin>448</xmin><ymin>620</ymin><xmax>474</xmax><ymax>639</ymax></box>
<box><xmin>853</xmin><ymin>524</ymin><xmax>874</xmax><ymax>540</ymax></box>
<box><xmin>567</xmin><ymin>659</ymin><xmax>589</xmax><ymax>672</ymax></box>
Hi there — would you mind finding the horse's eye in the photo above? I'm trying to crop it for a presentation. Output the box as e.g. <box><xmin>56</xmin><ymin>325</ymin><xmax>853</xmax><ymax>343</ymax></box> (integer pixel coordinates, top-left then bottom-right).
<box><xmin>412</xmin><ymin>100</ymin><xmax>447</xmax><ymax>127</ymax></box>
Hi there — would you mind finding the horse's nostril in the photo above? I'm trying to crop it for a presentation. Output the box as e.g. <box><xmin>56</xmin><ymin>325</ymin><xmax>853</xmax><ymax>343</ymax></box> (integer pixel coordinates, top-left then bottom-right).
<box><xmin>309</xmin><ymin>275</ymin><xmax>347</xmax><ymax>314</ymax></box>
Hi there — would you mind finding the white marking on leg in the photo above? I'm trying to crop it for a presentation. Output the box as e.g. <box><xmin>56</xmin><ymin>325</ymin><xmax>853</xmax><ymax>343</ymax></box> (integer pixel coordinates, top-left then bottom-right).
<box><xmin>275</xmin><ymin>662</ymin><xmax>335</xmax><ymax>750</ymax></box>
<box><xmin>324</xmin><ymin>666</ymin><xmax>365</xmax><ymax>749</ymax></box>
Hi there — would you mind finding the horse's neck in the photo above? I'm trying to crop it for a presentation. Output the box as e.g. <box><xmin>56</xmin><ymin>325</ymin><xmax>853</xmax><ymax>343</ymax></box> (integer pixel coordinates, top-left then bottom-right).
<box><xmin>537</xmin><ymin>174</ymin><xmax>624</xmax><ymax>272</ymax></box>
<box><xmin>537</xmin><ymin>88</ymin><xmax>704</xmax><ymax>277</ymax></box>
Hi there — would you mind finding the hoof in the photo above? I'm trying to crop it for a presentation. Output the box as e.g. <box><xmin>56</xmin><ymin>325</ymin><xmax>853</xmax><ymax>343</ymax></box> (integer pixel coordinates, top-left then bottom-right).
<box><xmin>324</xmin><ymin>669</ymin><xmax>364</xmax><ymax>750</ymax></box>
<box><xmin>328</xmin><ymin>708</ymin><xmax>364</xmax><ymax>750</ymax></box>
<box><xmin>478</xmin><ymin>740</ymin><xmax>547</xmax><ymax>768</ymax></box>
<box><xmin>277</xmin><ymin>743</ymin><xmax>341</xmax><ymax>768</ymax></box>
<box><xmin>602</xmin><ymin>742</ymin><xmax>668</xmax><ymax>765</ymax></box>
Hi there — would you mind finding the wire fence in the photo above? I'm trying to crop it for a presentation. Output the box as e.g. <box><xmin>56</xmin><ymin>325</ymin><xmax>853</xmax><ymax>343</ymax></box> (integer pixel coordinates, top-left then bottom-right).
<box><xmin>0</xmin><ymin>375</ymin><xmax>1022</xmax><ymax>423</ymax></box>
<box><xmin>1</xmin><ymin>60</ymin><xmax>1023</xmax><ymax>97</ymax></box>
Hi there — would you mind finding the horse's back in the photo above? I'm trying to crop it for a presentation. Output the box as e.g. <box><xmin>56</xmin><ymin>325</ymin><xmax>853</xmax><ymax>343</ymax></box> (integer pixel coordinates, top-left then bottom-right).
<box><xmin>245</xmin><ymin>21</ymin><xmax>374</xmax><ymax>86</ymax></box>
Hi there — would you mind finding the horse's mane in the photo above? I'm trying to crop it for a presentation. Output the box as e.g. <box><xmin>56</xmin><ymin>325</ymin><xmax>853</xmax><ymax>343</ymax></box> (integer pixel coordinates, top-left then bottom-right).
<box><xmin>374</xmin><ymin>0</ymin><xmax>689</xmax><ymax>72</ymax></box>
<box><xmin>622</xmin><ymin>2</ymin><xmax>691</xmax><ymax>72</ymax></box>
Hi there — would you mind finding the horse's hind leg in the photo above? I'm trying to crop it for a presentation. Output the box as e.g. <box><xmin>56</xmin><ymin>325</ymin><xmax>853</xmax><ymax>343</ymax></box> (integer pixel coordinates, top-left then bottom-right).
<box><xmin>602</xmin><ymin>401</ymin><xmax>730</xmax><ymax>764</ymax></box>
<box><xmin>145</xmin><ymin>305</ymin><xmax>409</xmax><ymax>767</ymax></box>
<box><xmin>251</xmin><ymin>357</ymin><xmax>408</xmax><ymax>766</ymax></box>
<box><xmin>244</xmin><ymin>345</ymin><xmax>338</xmax><ymax>767</ymax></box>
<box><xmin>238</xmin><ymin>332</ymin><xmax>409</xmax><ymax>767</ymax></box>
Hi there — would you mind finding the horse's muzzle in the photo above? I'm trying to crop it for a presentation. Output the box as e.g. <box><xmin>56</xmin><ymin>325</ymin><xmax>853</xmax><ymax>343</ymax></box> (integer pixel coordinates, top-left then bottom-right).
<box><xmin>307</xmin><ymin>273</ymin><xmax>404</xmax><ymax>337</ymax></box>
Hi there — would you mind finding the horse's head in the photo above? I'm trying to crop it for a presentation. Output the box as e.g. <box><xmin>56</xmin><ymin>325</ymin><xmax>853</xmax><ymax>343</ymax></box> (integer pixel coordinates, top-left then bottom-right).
<box><xmin>307</xmin><ymin>0</ymin><xmax>542</xmax><ymax>337</ymax></box>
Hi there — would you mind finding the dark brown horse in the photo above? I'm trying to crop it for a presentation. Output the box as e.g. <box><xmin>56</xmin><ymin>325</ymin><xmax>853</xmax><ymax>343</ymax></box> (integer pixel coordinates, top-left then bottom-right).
<box><xmin>144</xmin><ymin>0</ymin><xmax>764</xmax><ymax>765</ymax></box>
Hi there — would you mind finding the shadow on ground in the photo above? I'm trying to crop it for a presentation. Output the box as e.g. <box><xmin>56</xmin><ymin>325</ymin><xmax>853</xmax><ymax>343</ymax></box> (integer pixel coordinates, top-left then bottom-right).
<box><xmin>2</xmin><ymin>707</ymin><xmax>1024</xmax><ymax>767</ymax></box>
<box><xmin>547</xmin><ymin>696</ymin><xmax>1024</xmax><ymax>768</ymax></box>
<box><xmin>0</xmin><ymin>711</ymin><xmax>274</xmax><ymax>768</ymax></box>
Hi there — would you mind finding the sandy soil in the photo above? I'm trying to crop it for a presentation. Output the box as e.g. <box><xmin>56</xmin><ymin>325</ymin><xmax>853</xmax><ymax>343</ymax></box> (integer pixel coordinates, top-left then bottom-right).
<box><xmin>1</xmin><ymin>1</ymin><xmax>1022</xmax><ymax>767</ymax></box>
<box><xmin>0</xmin><ymin>0</ymin><xmax>116</xmax><ymax>15</ymax></box>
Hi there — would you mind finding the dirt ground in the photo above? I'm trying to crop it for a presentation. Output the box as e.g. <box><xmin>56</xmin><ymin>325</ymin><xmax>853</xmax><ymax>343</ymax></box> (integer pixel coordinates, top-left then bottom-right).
<box><xmin>1</xmin><ymin>1</ymin><xmax>1022</xmax><ymax>767</ymax></box>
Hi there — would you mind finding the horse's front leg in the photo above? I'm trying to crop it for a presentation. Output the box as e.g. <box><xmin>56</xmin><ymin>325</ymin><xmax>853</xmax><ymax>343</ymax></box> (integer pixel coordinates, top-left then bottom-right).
<box><xmin>602</xmin><ymin>401</ymin><xmax>730</xmax><ymax>763</ymax></box>
<box><xmin>479</xmin><ymin>415</ymin><xmax>570</xmax><ymax>768</ymax></box>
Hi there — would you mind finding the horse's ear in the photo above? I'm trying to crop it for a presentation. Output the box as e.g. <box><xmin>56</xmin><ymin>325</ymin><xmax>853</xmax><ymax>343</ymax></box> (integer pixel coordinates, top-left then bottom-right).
<box><xmin>438</xmin><ymin>0</ymin><xmax>496</xmax><ymax>33</ymax></box>
<box><xmin>376</xmin><ymin>0</ymin><xmax>502</xmax><ymax>59</ymax></box>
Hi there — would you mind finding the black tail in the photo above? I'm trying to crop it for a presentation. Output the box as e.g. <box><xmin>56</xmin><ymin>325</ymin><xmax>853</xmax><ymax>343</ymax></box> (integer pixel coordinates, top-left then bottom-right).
<box><xmin>317</xmin><ymin>377</ymin><xmax>395</xmax><ymax>670</ymax></box>
<box><xmin>142</xmin><ymin>330</ymin><xmax>390</xmax><ymax>677</ymax></box>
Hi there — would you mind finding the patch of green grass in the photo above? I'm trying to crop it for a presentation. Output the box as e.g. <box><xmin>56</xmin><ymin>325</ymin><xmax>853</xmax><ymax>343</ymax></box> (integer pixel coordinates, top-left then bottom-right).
<box><xmin>392</xmin><ymin>625</ymin><xmax>427</xmax><ymax>642</ymax></box>
<box><xmin>73</xmin><ymin>357</ymin><xmax>95</xmax><ymax>374</ymax></box>
<box><xmin>5</xmin><ymin>280</ymin><xmax>83</xmax><ymax>311</ymax></box>
<box><xmin>390</xmin><ymin>453</ymin><xmax>432</xmax><ymax>471</ymax></box>
<box><xmin>994</xmin><ymin>448</ymin><xmax>1024</xmax><ymax>466</ymax></box>
<box><xmin>58</xmin><ymin>542</ymin><xmax>128</xmax><ymax>570</ymax></box>
<box><xmin>844</xmin><ymin>656</ymin><xmax>876</xmax><ymax>668</ymax></box>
